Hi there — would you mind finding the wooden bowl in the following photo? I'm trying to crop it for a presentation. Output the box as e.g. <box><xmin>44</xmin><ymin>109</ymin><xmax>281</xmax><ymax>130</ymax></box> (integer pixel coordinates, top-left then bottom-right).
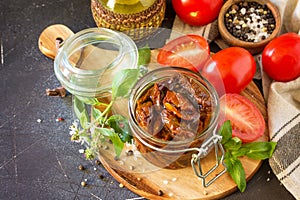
<box><xmin>218</xmin><ymin>0</ymin><xmax>281</xmax><ymax>54</ymax></box>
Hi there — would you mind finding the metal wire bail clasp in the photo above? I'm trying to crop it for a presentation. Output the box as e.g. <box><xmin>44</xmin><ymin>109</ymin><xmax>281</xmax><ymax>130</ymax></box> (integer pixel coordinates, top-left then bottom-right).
<box><xmin>191</xmin><ymin>134</ymin><xmax>227</xmax><ymax>187</ymax></box>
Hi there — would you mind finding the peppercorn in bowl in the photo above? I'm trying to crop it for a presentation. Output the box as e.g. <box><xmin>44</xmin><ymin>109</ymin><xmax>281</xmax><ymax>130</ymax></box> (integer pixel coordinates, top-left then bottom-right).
<box><xmin>218</xmin><ymin>0</ymin><xmax>281</xmax><ymax>54</ymax></box>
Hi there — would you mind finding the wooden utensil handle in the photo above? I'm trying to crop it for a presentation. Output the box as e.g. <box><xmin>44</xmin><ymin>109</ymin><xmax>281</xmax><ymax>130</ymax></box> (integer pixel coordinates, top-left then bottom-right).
<box><xmin>38</xmin><ymin>24</ymin><xmax>74</xmax><ymax>59</ymax></box>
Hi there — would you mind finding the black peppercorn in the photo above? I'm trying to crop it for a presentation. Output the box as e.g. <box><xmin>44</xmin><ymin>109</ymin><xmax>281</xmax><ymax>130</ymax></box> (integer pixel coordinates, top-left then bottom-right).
<box><xmin>158</xmin><ymin>190</ymin><xmax>164</xmax><ymax>196</ymax></box>
<box><xmin>224</xmin><ymin>1</ymin><xmax>276</xmax><ymax>42</ymax></box>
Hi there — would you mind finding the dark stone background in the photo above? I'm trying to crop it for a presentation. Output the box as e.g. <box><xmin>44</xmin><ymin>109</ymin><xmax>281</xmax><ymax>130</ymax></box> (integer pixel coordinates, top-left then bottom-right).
<box><xmin>0</xmin><ymin>0</ymin><xmax>295</xmax><ymax>199</ymax></box>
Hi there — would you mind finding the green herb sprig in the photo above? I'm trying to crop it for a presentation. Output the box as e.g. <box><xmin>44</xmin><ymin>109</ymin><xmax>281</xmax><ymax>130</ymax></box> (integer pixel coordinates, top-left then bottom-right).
<box><xmin>219</xmin><ymin>120</ymin><xmax>277</xmax><ymax>192</ymax></box>
<box><xmin>69</xmin><ymin>45</ymin><xmax>151</xmax><ymax>160</ymax></box>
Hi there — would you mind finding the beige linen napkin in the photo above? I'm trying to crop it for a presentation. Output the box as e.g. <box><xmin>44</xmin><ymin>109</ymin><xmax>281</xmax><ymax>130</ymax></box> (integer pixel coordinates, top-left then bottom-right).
<box><xmin>270</xmin><ymin>0</ymin><xmax>300</xmax><ymax>33</ymax></box>
<box><xmin>268</xmin><ymin>77</ymin><xmax>300</xmax><ymax>200</ymax></box>
<box><xmin>169</xmin><ymin>15</ymin><xmax>219</xmax><ymax>42</ymax></box>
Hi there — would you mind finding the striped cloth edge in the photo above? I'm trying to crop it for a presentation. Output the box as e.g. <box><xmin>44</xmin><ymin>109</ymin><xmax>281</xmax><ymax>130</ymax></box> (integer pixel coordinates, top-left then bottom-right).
<box><xmin>267</xmin><ymin>77</ymin><xmax>300</xmax><ymax>200</ymax></box>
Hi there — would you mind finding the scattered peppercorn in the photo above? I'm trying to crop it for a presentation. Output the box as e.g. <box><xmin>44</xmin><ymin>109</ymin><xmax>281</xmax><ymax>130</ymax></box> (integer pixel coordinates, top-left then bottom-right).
<box><xmin>126</xmin><ymin>150</ymin><xmax>134</xmax><ymax>156</ymax></box>
<box><xmin>78</xmin><ymin>165</ymin><xmax>85</xmax><ymax>171</ymax></box>
<box><xmin>95</xmin><ymin>159</ymin><xmax>101</xmax><ymax>166</ymax></box>
<box><xmin>81</xmin><ymin>181</ymin><xmax>87</xmax><ymax>187</ymax></box>
<box><xmin>98</xmin><ymin>174</ymin><xmax>105</xmax><ymax>180</ymax></box>
<box><xmin>114</xmin><ymin>156</ymin><xmax>120</xmax><ymax>161</ymax></box>
<box><xmin>158</xmin><ymin>190</ymin><xmax>164</xmax><ymax>196</ymax></box>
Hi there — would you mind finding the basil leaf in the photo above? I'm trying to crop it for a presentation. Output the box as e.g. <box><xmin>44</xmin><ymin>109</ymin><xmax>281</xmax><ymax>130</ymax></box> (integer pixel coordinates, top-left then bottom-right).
<box><xmin>138</xmin><ymin>45</ymin><xmax>151</xmax><ymax>66</ymax></box>
<box><xmin>76</xmin><ymin>96</ymin><xmax>100</xmax><ymax>105</ymax></box>
<box><xmin>93</xmin><ymin>127</ymin><xmax>112</xmax><ymax>137</ymax></box>
<box><xmin>219</xmin><ymin>120</ymin><xmax>232</xmax><ymax>144</ymax></box>
<box><xmin>94</xmin><ymin>127</ymin><xmax>124</xmax><ymax>158</ymax></box>
<box><xmin>224</xmin><ymin>137</ymin><xmax>242</xmax><ymax>151</ymax></box>
<box><xmin>231</xmin><ymin>147</ymin><xmax>249</xmax><ymax>158</ymax></box>
<box><xmin>73</xmin><ymin>96</ymin><xmax>89</xmax><ymax>128</ymax></box>
<box><xmin>242</xmin><ymin>142</ymin><xmax>277</xmax><ymax>160</ymax></box>
<box><xmin>112</xmin><ymin>69</ymin><xmax>139</xmax><ymax>99</ymax></box>
<box><xmin>92</xmin><ymin>107</ymin><xmax>106</xmax><ymax>125</ymax></box>
<box><xmin>224</xmin><ymin>152</ymin><xmax>247</xmax><ymax>192</ymax></box>
<box><xmin>107</xmin><ymin>115</ymin><xmax>132</xmax><ymax>143</ymax></box>
<box><xmin>92</xmin><ymin>107</ymin><xmax>102</xmax><ymax>119</ymax></box>
<box><xmin>79</xmin><ymin>112</ymin><xmax>89</xmax><ymax>129</ymax></box>
<box><xmin>109</xmin><ymin>132</ymin><xmax>124</xmax><ymax>158</ymax></box>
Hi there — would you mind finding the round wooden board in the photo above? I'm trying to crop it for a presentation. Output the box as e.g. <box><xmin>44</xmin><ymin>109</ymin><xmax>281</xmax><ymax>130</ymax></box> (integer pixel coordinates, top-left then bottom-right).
<box><xmin>97</xmin><ymin>81</ymin><xmax>269</xmax><ymax>200</ymax></box>
<box><xmin>37</xmin><ymin>27</ymin><xmax>269</xmax><ymax>199</ymax></box>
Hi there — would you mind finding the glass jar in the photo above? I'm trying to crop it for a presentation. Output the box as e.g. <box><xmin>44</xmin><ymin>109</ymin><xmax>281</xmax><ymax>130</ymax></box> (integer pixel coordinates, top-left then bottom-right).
<box><xmin>54</xmin><ymin>27</ymin><xmax>138</xmax><ymax>97</ymax></box>
<box><xmin>128</xmin><ymin>67</ymin><xmax>221</xmax><ymax>170</ymax></box>
<box><xmin>91</xmin><ymin>0</ymin><xmax>166</xmax><ymax>40</ymax></box>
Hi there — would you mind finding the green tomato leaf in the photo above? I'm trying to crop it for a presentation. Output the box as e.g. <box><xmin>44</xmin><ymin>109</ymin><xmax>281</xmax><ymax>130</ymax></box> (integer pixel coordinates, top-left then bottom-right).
<box><xmin>219</xmin><ymin>120</ymin><xmax>232</xmax><ymax>144</ymax></box>
<box><xmin>138</xmin><ymin>44</ymin><xmax>151</xmax><ymax>66</ymax></box>
<box><xmin>73</xmin><ymin>96</ymin><xmax>89</xmax><ymax>128</ymax></box>
<box><xmin>107</xmin><ymin>115</ymin><xmax>132</xmax><ymax>143</ymax></box>
<box><xmin>224</xmin><ymin>152</ymin><xmax>247</xmax><ymax>192</ymax></box>
<box><xmin>242</xmin><ymin>142</ymin><xmax>277</xmax><ymax>160</ymax></box>
<box><xmin>112</xmin><ymin>69</ymin><xmax>139</xmax><ymax>99</ymax></box>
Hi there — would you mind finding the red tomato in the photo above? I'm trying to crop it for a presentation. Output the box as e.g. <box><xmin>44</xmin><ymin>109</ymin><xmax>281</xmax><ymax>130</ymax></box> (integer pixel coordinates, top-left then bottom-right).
<box><xmin>262</xmin><ymin>33</ymin><xmax>300</xmax><ymax>82</ymax></box>
<box><xmin>172</xmin><ymin>0</ymin><xmax>223</xmax><ymax>26</ymax></box>
<box><xmin>157</xmin><ymin>34</ymin><xmax>210</xmax><ymax>72</ymax></box>
<box><xmin>201</xmin><ymin>47</ymin><xmax>256</xmax><ymax>94</ymax></box>
<box><xmin>220</xmin><ymin>94</ymin><xmax>265</xmax><ymax>143</ymax></box>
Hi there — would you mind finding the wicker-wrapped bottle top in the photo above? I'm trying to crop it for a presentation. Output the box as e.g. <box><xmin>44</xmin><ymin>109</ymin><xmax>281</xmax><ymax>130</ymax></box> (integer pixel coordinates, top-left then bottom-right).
<box><xmin>91</xmin><ymin>0</ymin><xmax>166</xmax><ymax>40</ymax></box>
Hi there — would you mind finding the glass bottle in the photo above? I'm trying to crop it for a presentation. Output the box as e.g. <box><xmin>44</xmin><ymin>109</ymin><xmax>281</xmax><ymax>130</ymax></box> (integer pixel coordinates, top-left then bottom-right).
<box><xmin>91</xmin><ymin>0</ymin><xmax>166</xmax><ymax>40</ymax></box>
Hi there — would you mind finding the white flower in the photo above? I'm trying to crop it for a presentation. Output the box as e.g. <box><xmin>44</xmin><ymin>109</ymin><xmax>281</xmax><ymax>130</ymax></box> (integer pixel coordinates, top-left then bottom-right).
<box><xmin>69</xmin><ymin>120</ymin><xmax>85</xmax><ymax>145</ymax></box>
<box><xmin>79</xmin><ymin>149</ymin><xmax>85</xmax><ymax>154</ymax></box>
<box><xmin>69</xmin><ymin>120</ymin><xmax>79</xmax><ymax>136</ymax></box>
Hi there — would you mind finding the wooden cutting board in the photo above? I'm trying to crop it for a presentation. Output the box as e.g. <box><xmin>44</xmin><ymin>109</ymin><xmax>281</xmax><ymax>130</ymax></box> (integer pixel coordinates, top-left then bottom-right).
<box><xmin>39</xmin><ymin>24</ymin><xmax>269</xmax><ymax>199</ymax></box>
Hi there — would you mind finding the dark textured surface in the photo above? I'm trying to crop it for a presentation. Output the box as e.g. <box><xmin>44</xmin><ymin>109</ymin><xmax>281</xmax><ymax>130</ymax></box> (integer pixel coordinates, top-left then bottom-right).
<box><xmin>0</xmin><ymin>0</ymin><xmax>296</xmax><ymax>199</ymax></box>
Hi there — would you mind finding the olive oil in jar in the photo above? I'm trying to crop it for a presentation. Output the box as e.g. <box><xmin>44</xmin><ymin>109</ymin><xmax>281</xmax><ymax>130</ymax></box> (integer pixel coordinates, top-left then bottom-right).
<box><xmin>91</xmin><ymin>0</ymin><xmax>166</xmax><ymax>40</ymax></box>
<box><xmin>101</xmin><ymin>0</ymin><xmax>156</xmax><ymax>14</ymax></box>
